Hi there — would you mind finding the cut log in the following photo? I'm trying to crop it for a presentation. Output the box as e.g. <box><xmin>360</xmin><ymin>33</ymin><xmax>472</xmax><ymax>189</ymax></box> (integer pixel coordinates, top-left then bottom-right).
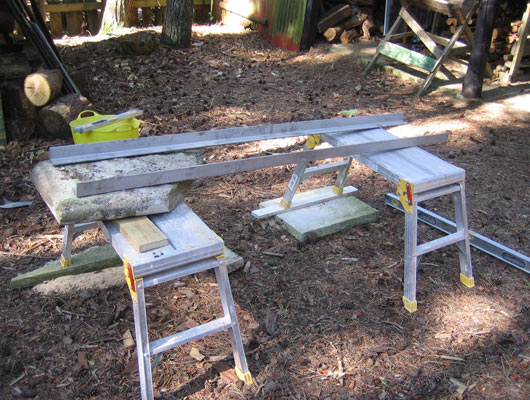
<box><xmin>361</xmin><ymin>17</ymin><xmax>375</xmax><ymax>39</ymax></box>
<box><xmin>318</xmin><ymin>4</ymin><xmax>352</xmax><ymax>33</ymax></box>
<box><xmin>340</xmin><ymin>28</ymin><xmax>360</xmax><ymax>44</ymax></box>
<box><xmin>342</xmin><ymin>12</ymin><xmax>368</xmax><ymax>30</ymax></box>
<box><xmin>0</xmin><ymin>82</ymin><xmax>37</xmax><ymax>141</ymax></box>
<box><xmin>38</xmin><ymin>94</ymin><xmax>92</xmax><ymax>139</ymax></box>
<box><xmin>24</xmin><ymin>69</ymin><xmax>63</xmax><ymax>107</ymax></box>
<box><xmin>323</xmin><ymin>26</ymin><xmax>345</xmax><ymax>42</ymax></box>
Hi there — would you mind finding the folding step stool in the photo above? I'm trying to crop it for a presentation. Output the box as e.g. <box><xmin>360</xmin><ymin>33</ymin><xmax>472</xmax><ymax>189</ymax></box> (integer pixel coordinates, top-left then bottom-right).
<box><xmin>322</xmin><ymin>127</ymin><xmax>474</xmax><ymax>312</ymax></box>
<box><xmin>103</xmin><ymin>203</ymin><xmax>252</xmax><ymax>399</ymax></box>
<box><xmin>252</xmin><ymin>134</ymin><xmax>358</xmax><ymax>219</ymax></box>
<box><xmin>364</xmin><ymin>0</ymin><xmax>478</xmax><ymax>96</ymax></box>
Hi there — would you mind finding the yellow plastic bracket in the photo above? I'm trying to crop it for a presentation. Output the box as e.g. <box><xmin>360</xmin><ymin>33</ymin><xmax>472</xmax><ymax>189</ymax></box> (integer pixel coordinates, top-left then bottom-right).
<box><xmin>235</xmin><ymin>367</ymin><xmax>253</xmax><ymax>385</ymax></box>
<box><xmin>397</xmin><ymin>178</ymin><xmax>415</xmax><ymax>214</ymax></box>
<box><xmin>332</xmin><ymin>186</ymin><xmax>343</xmax><ymax>195</ymax></box>
<box><xmin>402</xmin><ymin>296</ymin><xmax>418</xmax><ymax>313</ymax></box>
<box><xmin>60</xmin><ymin>255</ymin><xmax>72</xmax><ymax>267</ymax></box>
<box><xmin>123</xmin><ymin>257</ymin><xmax>141</xmax><ymax>303</ymax></box>
<box><xmin>460</xmin><ymin>273</ymin><xmax>475</xmax><ymax>288</ymax></box>
<box><xmin>306</xmin><ymin>134</ymin><xmax>321</xmax><ymax>149</ymax></box>
<box><xmin>279</xmin><ymin>199</ymin><xmax>291</xmax><ymax>209</ymax></box>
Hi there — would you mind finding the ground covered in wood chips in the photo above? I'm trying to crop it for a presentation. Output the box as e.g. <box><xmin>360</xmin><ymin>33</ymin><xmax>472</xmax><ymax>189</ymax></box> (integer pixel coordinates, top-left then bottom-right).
<box><xmin>0</xmin><ymin>25</ymin><xmax>529</xmax><ymax>400</ymax></box>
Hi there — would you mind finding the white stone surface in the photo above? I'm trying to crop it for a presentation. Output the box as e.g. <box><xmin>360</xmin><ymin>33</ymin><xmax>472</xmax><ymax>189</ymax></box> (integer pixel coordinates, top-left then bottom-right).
<box><xmin>32</xmin><ymin>152</ymin><xmax>201</xmax><ymax>224</ymax></box>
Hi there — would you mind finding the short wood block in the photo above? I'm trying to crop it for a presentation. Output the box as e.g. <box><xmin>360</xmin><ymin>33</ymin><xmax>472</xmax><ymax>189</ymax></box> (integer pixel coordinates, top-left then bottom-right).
<box><xmin>113</xmin><ymin>216</ymin><xmax>169</xmax><ymax>253</ymax></box>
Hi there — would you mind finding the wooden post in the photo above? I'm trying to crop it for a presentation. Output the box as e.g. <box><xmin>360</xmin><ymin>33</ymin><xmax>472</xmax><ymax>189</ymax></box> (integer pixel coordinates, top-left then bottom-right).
<box><xmin>126</xmin><ymin>0</ymin><xmax>139</xmax><ymax>26</ymax></box>
<box><xmin>142</xmin><ymin>7</ymin><xmax>153</xmax><ymax>26</ymax></box>
<box><xmin>85</xmin><ymin>0</ymin><xmax>101</xmax><ymax>34</ymax></box>
<box><xmin>47</xmin><ymin>0</ymin><xmax>64</xmax><ymax>37</ymax></box>
<box><xmin>155</xmin><ymin>6</ymin><xmax>164</xmax><ymax>25</ymax></box>
<box><xmin>64</xmin><ymin>0</ymin><xmax>83</xmax><ymax>36</ymax></box>
<box><xmin>462</xmin><ymin>0</ymin><xmax>502</xmax><ymax>98</ymax></box>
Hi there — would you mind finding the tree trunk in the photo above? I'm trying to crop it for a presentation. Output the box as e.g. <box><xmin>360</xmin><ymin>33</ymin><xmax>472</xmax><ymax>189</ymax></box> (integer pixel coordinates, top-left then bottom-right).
<box><xmin>99</xmin><ymin>0</ymin><xmax>128</xmax><ymax>34</ymax></box>
<box><xmin>462</xmin><ymin>0</ymin><xmax>502</xmax><ymax>98</ymax></box>
<box><xmin>161</xmin><ymin>0</ymin><xmax>193</xmax><ymax>48</ymax></box>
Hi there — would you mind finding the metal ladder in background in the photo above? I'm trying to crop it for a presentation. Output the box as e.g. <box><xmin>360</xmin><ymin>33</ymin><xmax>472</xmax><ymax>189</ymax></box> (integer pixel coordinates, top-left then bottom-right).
<box><xmin>104</xmin><ymin>203</ymin><xmax>252</xmax><ymax>400</ymax></box>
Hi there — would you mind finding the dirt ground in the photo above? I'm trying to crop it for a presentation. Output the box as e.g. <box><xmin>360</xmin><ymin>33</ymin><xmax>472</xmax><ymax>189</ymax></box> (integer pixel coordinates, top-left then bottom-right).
<box><xmin>1</xmin><ymin>25</ymin><xmax>529</xmax><ymax>399</ymax></box>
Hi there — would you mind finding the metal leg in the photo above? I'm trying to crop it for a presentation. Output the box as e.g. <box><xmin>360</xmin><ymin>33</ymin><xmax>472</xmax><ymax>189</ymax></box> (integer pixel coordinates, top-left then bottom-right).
<box><xmin>132</xmin><ymin>279</ymin><xmax>154</xmax><ymax>400</ymax></box>
<box><xmin>281</xmin><ymin>161</ymin><xmax>309</xmax><ymax>208</ymax></box>
<box><xmin>403</xmin><ymin>201</ymin><xmax>418</xmax><ymax>313</ymax></box>
<box><xmin>454</xmin><ymin>183</ymin><xmax>474</xmax><ymax>287</ymax></box>
<box><xmin>214</xmin><ymin>257</ymin><xmax>252</xmax><ymax>383</ymax></box>
<box><xmin>60</xmin><ymin>224</ymin><xmax>74</xmax><ymax>266</ymax></box>
<box><xmin>333</xmin><ymin>156</ymin><xmax>353</xmax><ymax>195</ymax></box>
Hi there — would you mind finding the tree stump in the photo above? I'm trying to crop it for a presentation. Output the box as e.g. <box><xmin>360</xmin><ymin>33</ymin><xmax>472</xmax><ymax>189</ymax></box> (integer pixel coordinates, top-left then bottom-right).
<box><xmin>24</xmin><ymin>69</ymin><xmax>63</xmax><ymax>107</ymax></box>
<box><xmin>38</xmin><ymin>94</ymin><xmax>92</xmax><ymax>139</ymax></box>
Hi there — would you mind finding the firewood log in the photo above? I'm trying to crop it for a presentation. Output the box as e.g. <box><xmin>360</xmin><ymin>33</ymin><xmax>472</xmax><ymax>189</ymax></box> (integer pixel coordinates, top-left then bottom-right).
<box><xmin>24</xmin><ymin>69</ymin><xmax>63</xmax><ymax>107</ymax></box>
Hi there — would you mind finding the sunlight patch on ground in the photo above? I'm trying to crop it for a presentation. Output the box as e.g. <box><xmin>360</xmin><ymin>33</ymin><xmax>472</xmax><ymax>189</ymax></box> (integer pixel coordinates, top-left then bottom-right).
<box><xmin>388</xmin><ymin>119</ymin><xmax>472</xmax><ymax>138</ymax></box>
<box><xmin>432</xmin><ymin>292</ymin><xmax>514</xmax><ymax>342</ymax></box>
<box><xmin>193</xmin><ymin>23</ymin><xmax>249</xmax><ymax>36</ymax></box>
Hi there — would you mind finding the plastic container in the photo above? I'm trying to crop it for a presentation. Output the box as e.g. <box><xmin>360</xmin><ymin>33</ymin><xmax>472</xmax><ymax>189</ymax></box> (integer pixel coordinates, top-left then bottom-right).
<box><xmin>70</xmin><ymin>110</ymin><xmax>139</xmax><ymax>144</ymax></box>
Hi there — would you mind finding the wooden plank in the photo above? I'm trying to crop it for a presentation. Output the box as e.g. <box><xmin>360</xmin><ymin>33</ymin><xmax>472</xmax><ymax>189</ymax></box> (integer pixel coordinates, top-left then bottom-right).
<box><xmin>399</xmin><ymin>5</ymin><xmax>442</xmax><ymax>58</ymax></box>
<box><xmin>45</xmin><ymin>2</ymin><xmax>102</xmax><ymax>13</ymax></box>
<box><xmin>377</xmin><ymin>41</ymin><xmax>437</xmax><ymax>71</ymax></box>
<box><xmin>507</xmin><ymin>1</ymin><xmax>530</xmax><ymax>82</ymax></box>
<box><xmin>64</xmin><ymin>0</ymin><xmax>83</xmax><ymax>36</ymax></box>
<box><xmin>113</xmin><ymin>216</ymin><xmax>169</xmax><ymax>253</ymax></box>
<box><xmin>402</xmin><ymin>0</ymin><xmax>454</xmax><ymax>16</ymax></box>
<box><xmin>0</xmin><ymin>95</ymin><xmax>6</xmax><ymax>150</ymax></box>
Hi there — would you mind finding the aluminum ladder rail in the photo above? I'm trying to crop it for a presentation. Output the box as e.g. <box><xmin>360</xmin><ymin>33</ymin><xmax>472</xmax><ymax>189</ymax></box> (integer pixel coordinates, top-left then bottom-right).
<box><xmin>103</xmin><ymin>203</ymin><xmax>252</xmax><ymax>399</ymax></box>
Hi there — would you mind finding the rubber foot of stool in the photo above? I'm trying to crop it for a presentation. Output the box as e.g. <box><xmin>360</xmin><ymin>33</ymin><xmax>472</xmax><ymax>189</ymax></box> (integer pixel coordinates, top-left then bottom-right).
<box><xmin>460</xmin><ymin>273</ymin><xmax>475</xmax><ymax>288</ymax></box>
<box><xmin>332</xmin><ymin>186</ymin><xmax>343</xmax><ymax>195</ymax></box>
<box><xmin>235</xmin><ymin>367</ymin><xmax>253</xmax><ymax>385</ymax></box>
<box><xmin>402</xmin><ymin>296</ymin><xmax>417</xmax><ymax>313</ymax></box>
<box><xmin>60</xmin><ymin>255</ymin><xmax>72</xmax><ymax>267</ymax></box>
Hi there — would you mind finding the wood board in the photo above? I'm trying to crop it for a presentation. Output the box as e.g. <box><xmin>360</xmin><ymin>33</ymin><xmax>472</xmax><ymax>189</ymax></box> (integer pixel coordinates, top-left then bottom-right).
<box><xmin>113</xmin><ymin>216</ymin><xmax>169</xmax><ymax>253</ymax></box>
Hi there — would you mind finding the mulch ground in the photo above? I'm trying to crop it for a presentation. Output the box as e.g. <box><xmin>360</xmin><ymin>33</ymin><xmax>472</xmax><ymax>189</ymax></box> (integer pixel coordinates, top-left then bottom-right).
<box><xmin>0</xmin><ymin>25</ymin><xmax>529</xmax><ymax>399</ymax></box>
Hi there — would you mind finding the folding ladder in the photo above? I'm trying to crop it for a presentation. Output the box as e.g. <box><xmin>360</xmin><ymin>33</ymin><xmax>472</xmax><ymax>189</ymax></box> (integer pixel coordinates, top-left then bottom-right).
<box><xmin>364</xmin><ymin>0</ymin><xmax>479</xmax><ymax>96</ymax></box>
<box><xmin>323</xmin><ymin>127</ymin><xmax>474</xmax><ymax>312</ymax></box>
<box><xmin>103</xmin><ymin>203</ymin><xmax>252</xmax><ymax>399</ymax></box>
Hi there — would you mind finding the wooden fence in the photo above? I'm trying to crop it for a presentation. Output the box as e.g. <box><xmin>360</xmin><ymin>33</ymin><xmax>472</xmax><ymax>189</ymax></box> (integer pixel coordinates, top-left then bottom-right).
<box><xmin>41</xmin><ymin>0</ymin><xmax>211</xmax><ymax>37</ymax></box>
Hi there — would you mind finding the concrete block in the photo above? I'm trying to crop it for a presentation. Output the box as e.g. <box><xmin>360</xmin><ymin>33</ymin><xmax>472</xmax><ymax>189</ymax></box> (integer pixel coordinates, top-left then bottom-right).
<box><xmin>12</xmin><ymin>244</ymin><xmax>246</xmax><ymax>289</ymax></box>
<box><xmin>11</xmin><ymin>244</ymin><xmax>122</xmax><ymax>289</ymax></box>
<box><xmin>31</xmin><ymin>152</ymin><xmax>202</xmax><ymax>224</ymax></box>
<box><xmin>273</xmin><ymin>196</ymin><xmax>378</xmax><ymax>242</ymax></box>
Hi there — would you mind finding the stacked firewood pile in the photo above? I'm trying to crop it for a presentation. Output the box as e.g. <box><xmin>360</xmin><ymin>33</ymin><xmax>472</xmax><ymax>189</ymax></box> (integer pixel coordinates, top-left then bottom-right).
<box><xmin>317</xmin><ymin>0</ymin><xmax>378</xmax><ymax>44</ymax></box>
<box><xmin>488</xmin><ymin>0</ymin><xmax>529</xmax><ymax>78</ymax></box>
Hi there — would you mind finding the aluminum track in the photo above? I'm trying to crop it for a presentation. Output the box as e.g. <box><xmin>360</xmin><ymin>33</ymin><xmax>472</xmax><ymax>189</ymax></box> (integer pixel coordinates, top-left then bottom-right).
<box><xmin>49</xmin><ymin>113</ymin><xmax>407</xmax><ymax>166</ymax></box>
<box><xmin>75</xmin><ymin>133</ymin><xmax>449</xmax><ymax>197</ymax></box>
<box><xmin>385</xmin><ymin>193</ymin><xmax>530</xmax><ymax>274</ymax></box>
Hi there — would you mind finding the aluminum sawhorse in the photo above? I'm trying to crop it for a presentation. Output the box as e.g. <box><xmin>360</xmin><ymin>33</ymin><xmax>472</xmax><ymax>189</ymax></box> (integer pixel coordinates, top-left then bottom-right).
<box><xmin>103</xmin><ymin>203</ymin><xmax>252</xmax><ymax>399</ymax></box>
